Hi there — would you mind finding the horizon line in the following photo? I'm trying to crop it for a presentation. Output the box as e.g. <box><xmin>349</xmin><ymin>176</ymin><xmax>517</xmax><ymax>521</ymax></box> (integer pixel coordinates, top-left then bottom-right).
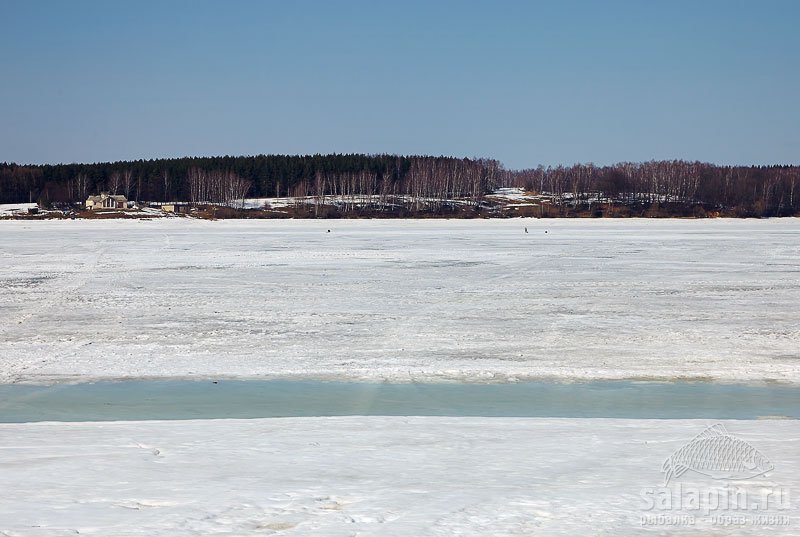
<box><xmin>4</xmin><ymin>153</ymin><xmax>800</xmax><ymax>171</ymax></box>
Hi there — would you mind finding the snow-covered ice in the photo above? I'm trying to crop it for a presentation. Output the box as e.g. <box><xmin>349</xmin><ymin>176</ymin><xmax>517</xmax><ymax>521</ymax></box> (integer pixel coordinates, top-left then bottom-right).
<box><xmin>1</xmin><ymin>218</ymin><xmax>799</xmax><ymax>384</ymax></box>
<box><xmin>0</xmin><ymin>417</ymin><xmax>797</xmax><ymax>536</ymax></box>
<box><xmin>2</xmin><ymin>218</ymin><xmax>799</xmax><ymax>536</ymax></box>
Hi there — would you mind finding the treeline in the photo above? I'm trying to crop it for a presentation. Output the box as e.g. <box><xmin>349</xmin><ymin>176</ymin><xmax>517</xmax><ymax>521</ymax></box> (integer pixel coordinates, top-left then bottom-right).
<box><xmin>0</xmin><ymin>154</ymin><xmax>498</xmax><ymax>211</ymax></box>
<box><xmin>290</xmin><ymin>157</ymin><xmax>498</xmax><ymax>215</ymax></box>
<box><xmin>502</xmin><ymin>161</ymin><xmax>800</xmax><ymax>217</ymax></box>
<box><xmin>1</xmin><ymin>155</ymin><xmax>798</xmax><ymax>216</ymax></box>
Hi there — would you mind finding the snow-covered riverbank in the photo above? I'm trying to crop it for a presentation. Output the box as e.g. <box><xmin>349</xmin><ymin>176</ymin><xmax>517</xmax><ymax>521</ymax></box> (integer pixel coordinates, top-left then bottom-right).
<box><xmin>2</xmin><ymin>218</ymin><xmax>799</xmax><ymax>384</ymax></box>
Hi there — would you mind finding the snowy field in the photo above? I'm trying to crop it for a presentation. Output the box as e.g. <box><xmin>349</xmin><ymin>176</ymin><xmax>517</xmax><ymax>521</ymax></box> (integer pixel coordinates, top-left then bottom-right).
<box><xmin>0</xmin><ymin>417</ymin><xmax>797</xmax><ymax>536</ymax></box>
<box><xmin>1</xmin><ymin>218</ymin><xmax>800</xmax><ymax>384</ymax></box>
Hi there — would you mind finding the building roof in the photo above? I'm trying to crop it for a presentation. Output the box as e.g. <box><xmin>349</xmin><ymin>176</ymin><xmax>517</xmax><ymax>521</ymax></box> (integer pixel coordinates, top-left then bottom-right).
<box><xmin>87</xmin><ymin>192</ymin><xmax>127</xmax><ymax>202</ymax></box>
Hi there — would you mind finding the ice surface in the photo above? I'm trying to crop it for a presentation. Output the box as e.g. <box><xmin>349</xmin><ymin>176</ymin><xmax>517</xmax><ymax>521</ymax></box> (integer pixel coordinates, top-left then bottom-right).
<box><xmin>1</xmin><ymin>218</ymin><xmax>799</xmax><ymax>384</ymax></box>
<box><xmin>2</xmin><ymin>380</ymin><xmax>799</xmax><ymax>422</ymax></box>
<box><xmin>0</xmin><ymin>417</ymin><xmax>796</xmax><ymax>535</ymax></box>
<box><xmin>2</xmin><ymin>219</ymin><xmax>799</xmax><ymax>536</ymax></box>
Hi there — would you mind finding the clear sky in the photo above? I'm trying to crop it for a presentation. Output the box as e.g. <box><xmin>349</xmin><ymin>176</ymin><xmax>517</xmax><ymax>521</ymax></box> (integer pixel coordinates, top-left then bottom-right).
<box><xmin>1</xmin><ymin>0</ymin><xmax>798</xmax><ymax>169</ymax></box>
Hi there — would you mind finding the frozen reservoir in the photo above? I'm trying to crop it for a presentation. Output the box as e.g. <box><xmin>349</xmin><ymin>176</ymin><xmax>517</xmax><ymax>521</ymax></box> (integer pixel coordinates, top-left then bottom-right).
<box><xmin>1</xmin><ymin>380</ymin><xmax>798</xmax><ymax>422</ymax></box>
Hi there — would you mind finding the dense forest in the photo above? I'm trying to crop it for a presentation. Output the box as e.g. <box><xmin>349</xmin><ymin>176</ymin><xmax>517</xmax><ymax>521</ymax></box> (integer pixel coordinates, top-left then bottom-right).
<box><xmin>0</xmin><ymin>154</ymin><xmax>496</xmax><ymax>206</ymax></box>
<box><xmin>504</xmin><ymin>161</ymin><xmax>800</xmax><ymax>217</ymax></box>
<box><xmin>1</xmin><ymin>154</ymin><xmax>798</xmax><ymax>217</ymax></box>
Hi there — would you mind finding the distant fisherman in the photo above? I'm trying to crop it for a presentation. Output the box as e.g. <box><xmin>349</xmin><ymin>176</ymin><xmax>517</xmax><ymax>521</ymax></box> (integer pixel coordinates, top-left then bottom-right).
<box><xmin>524</xmin><ymin>227</ymin><xmax>528</xmax><ymax>233</ymax></box>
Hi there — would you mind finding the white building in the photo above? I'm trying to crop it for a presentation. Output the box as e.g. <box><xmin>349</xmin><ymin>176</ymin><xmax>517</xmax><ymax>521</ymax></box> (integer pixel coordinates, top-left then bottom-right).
<box><xmin>86</xmin><ymin>192</ymin><xmax>127</xmax><ymax>210</ymax></box>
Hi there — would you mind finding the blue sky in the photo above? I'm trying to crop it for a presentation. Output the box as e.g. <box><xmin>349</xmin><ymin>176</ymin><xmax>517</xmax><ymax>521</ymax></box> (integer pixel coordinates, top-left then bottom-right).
<box><xmin>1</xmin><ymin>0</ymin><xmax>798</xmax><ymax>169</ymax></box>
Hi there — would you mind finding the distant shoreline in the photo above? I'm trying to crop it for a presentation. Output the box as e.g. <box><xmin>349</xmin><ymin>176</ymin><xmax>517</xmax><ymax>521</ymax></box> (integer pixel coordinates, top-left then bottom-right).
<box><xmin>3</xmin><ymin>200</ymin><xmax>797</xmax><ymax>221</ymax></box>
<box><xmin>3</xmin><ymin>157</ymin><xmax>799</xmax><ymax>219</ymax></box>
